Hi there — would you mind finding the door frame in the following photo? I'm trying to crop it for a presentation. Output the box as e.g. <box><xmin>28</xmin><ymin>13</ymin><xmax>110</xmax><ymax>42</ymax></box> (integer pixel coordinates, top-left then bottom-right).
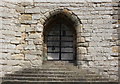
<box><xmin>43</xmin><ymin>15</ymin><xmax>77</xmax><ymax>61</ymax></box>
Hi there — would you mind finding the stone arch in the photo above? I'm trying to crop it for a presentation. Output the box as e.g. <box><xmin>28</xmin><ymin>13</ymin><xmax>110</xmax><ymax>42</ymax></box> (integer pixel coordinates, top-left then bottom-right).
<box><xmin>40</xmin><ymin>8</ymin><xmax>83</xmax><ymax>65</ymax></box>
<box><xmin>41</xmin><ymin>8</ymin><xmax>82</xmax><ymax>28</ymax></box>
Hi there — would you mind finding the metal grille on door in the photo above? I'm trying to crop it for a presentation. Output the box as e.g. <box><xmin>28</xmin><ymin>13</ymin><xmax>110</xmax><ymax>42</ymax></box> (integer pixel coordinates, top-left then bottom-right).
<box><xmin>46</xmin><ymin>23</ymin><xmax>74</xmax><ymax>61</ymax></box>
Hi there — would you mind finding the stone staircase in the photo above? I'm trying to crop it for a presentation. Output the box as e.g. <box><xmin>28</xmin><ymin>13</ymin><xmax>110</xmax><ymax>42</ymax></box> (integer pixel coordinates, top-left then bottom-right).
<box><xmin>1</xmin><ymin>61</ymin><xmax>117</xmax><ymax>84</ymax></box>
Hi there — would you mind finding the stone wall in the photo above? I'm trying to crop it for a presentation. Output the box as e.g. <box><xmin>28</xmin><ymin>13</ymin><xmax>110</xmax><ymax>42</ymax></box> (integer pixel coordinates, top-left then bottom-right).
<box><xmin>0</xmin><ymin>0</ymin><xmax>119</xmax><ymax>81</ymax></box>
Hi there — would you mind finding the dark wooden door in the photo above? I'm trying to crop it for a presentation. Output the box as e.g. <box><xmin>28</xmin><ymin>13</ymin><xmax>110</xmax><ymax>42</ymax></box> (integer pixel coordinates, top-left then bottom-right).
<box><xmin>47</xmin><ymin>23</ymin><xmax>74</xmax><ymax>61</ymax></box>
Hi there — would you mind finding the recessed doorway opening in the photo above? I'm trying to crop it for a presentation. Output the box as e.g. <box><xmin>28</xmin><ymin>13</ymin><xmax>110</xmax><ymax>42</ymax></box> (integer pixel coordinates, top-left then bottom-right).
<box><xmin>44</xmin><ymin>13</ymin><xmax>76</xmax><ymax>62</ymax></box>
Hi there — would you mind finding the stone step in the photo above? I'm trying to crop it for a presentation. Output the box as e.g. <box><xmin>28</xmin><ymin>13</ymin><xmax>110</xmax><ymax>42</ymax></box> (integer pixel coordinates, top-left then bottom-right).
<box><xmin>16</xmin><ymin>67</ymin><xmax>98</xmax><ymax>76</ymax></box>
<box><xmin>23</xmin><ymin>68</ymin><xmax>67</xmax><ymax>71</ymax></box>
<box><xmin>15</xmin><ymin>70</ymin><xmax>82</xmax><ymax>74</ymax></box>
<box><xmin>5</xmin><ymin>74</ymin><xmax>82</xmax><ymax>77</ymax></box>
<box><xmin>3</xmin><ymin>76</ymin><xmax>86</xmax><ymax>81</ymax></box>
<box><xmin>5</xmin><ymin>73</ymin><xmax>100</xmax><ymax>77</ymax></box>
<box><xmin>17</xmin><ymin>70</ymin><xmax>97</xmax><ymax>77</ymax></box>
<box><xmin>1</xmin><ymin>65</ymin><xmax>111</xmax><ymax>83</ymax></box>
<box><xmin>2</xmin><ymin>80</ymin><xmax>114</xmax><ymax>84</ymax></box>
<box><xmin>2</xmin><ymin>76</ymin><xmax>108</xmax><ymax>82</ymax></box>
<box><xmin>5</xmin><ymin>73</ymin><xmax>103</xmax><ymax>79</ymax></box>
<box><xmin>5</xmin><ymin>74</ymin><xmax>103</xmax><ymax>79</ymax></box>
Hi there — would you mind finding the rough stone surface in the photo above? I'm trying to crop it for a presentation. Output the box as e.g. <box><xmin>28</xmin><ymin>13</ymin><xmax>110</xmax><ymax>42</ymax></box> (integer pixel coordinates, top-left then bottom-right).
<box><xmin>25</xmin><ymin>54</ymin><xmax>38</xmax><ymax>60</ymax></box>
<box><xmin>19</xmin><ymin>14</ymin><xmax>32</xmax><ymax>22</ymax></box>
<box><xmin>77</xmin><ymin>47</ymin><xmax>87</xmax><ymax>54</ymax></box>
<box><xmin>0</xmin><ymin>0</ymin><xmax>119</xmax><ymax>82</ymax></box>
<box><xmin>112</xmin><ymin>46</ymin><xmax>119</xmax><ymax>53</ymax></box>
<box><xmin>25</xmin><ymin>45</ymin><xmax>36</xmax><ymax>50</ymax></box>
<box><xmin>15</xmin><ymin>5</ymin><xmax>24</xmax><ymax>13</ymax></box>
<box><xmin>25</xmin><ymin>7</ymin><xmax>40</xmax><ymax>13</ymax></box>
<box><xmin>11</xmin><ymin>54</ymin><xmax>24</xmax><ymax>60</ymax></box>
<box><xmin>77</xmin><ymin>37</ymin><xmax>85</xmax><ymax>43</ymax></box>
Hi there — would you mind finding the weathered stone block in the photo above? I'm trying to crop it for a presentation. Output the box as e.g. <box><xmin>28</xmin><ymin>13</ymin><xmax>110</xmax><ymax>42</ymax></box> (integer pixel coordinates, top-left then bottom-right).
<box><xmin>7</xmin><ymin>60</ymin><xmax>21</xmax><ymax>66</ymax></box>
<box><xmin>29</xmin><ymin>33</ymin><xmax>40</xmax><ymax>39</ymax></box>
<box><xmin>32</xmin><ymin>14</ymin><xmax>41</xmax><ymax>20</ymax></box>
<box><xmin>1</xmin><ymin>53</ymin><xmax>11</xmax><ymax>59</ymax></box>
<box><xmin>28</xmin><ymin>40</ymin><xmax>34</xmax><ymax>45</ymax></box>
<box><xmin>23</xmin><ymin>20</ymin><xmax>38</xmax><ymax>24</ymax></box>
<box><xmin>85</xmin><ymin>37</ymin><xmax>91</xmax><ymax>42</ymax></box>
<box><xmin>81</xmin><ymin>33</ymin><xmax>91</xmax><ymax>37</ymax></box>
<box><xmin>34</xmin><ymin>39</ymin><xmax>42</xmax><ymax>45</ymax></box>
<box><xmin>2</xmin><ymin>2</ymin><xmax>15</xmax><ymax>8</ymax></box>
<box><xmin>25</xmin><ymin>45</ymin><xmax>36</xmax><ymax>50</ymax></box>
<box><xmin>16</xmin><ymin>44</ymin><xmax>23</xmax><ymax>50</ymax></box>
<box><xmin>11</xmin><ymin>54</ymin><xmax>24</xmax><ymax>60</ymax></box>
<box><xmin>77</xmin><ymin>47</ymin><xmax>87</xmax><ymax>54</ymax></box>
<box><xmin>25</xmin><ymin>7</ymin><xmax>40</xmax><ymax>13</ymax></box>
<box><xmin>112</xmin><ymin>46</ymin><xmax>119</xmax><ymax>53</ymax></box>
<box><xmin>15</xmin><ymin>5</ymin><xmax>24</xmax><ymax>13</ymax></box>
<box><xmin>26</xmin><ymin>27</ymin><xmax>35</xmax><ymax>32</ymax></box>
<box><xmin>35</xmin><ymin>24</ymin><xmax>43</xmax><ymax>32</ymax></box>
<box><xmin>88</xmin><ymin>61</ymin><xmax>94</xmax><ymax>66</ymax></box>
<box><xmin>44</xmin><ymin>12</ymin><xmax>50</xmax><ymax>19</ymax></box>
<box><xmin>19</xmin><ymin>14</ymin><xmax>32</xmax><ymax>21</ymax></box>
<box><xmin>20</xmin><ymin>61</ymin><xmax>32</xmax><ymax>68</ymax></box>
<box><xmin>12</xmin><ymin>66</ymin><xmax>22</xmax><ymax>72</ymax></box>
<box><xmin>0</xmin><ymin>72</ymin><xmax>4</xmax><ymax>78</ymax></box>
<box><xmin>15</xmin><ymin>32</ymin><xmax>22</xmax><ymax>37</ymax></box>
<box><xmin>40</xmin><ymin>18</ymin><xmax>45</xmax><ymax>25</ymax></box>
<box><xmin>21</xmin><ymin>33</ymin><xmax>27</xmax><ymax>40</ymax></box>
<box><xmin>2</xmin><ymin>65</ymin><xmax>12</xmax><ymax>72</ymax></box>
<box><xmin>77</xmin><ymin>37</ymin><xmax>85</xmax><ymax>43</ymax></box>
<box><xmin>112</xmin><ymin>34</ymin><xmax>118</xmax><ymax>40</ymax></box>
<box><xmin>110</xmin><ymin>61</ymin><xmax>118</xmax><ymax>66</ymax></box>
<box><xmin>2</xmin><ymin>30</ymin><xmax>16</xmax><ymax>36</ymax></box>
<box><xmin>29</xmin><ymin>50</ymin><xmax>42</xmax><ymax>55</ymax></box>
<box><xmin>31</xmin><ymin>60</ymin><xmax>42</xmax><ymax>67</ymax></box>
<box><xmin>36</xmin><ymin>45</ymin><xmax>42</xmax><ymax>50</ymax></box>
<box><xmin>20</xmin><ymin>2</ymin><xmax>33</xmax><ymax>6</ymax></box>
<box><xmin>22</xmin><ymin>24</ymin><xmax>30</xmax><ymax>28</ymax></box>
<box><xmin>1</xmin><ymin>12</ymin><xmax>13</xmax><ymax>18</ymax></box>
<box><xmin>2</xmin><ymin>44</ymin><xmax>16</xmax><ymax>49</ymax></box>
<box><xmin>20</xmin><ymin>25</ymin><xmax>30</xmax><ymax>32</ymax></box>
<box><xmin>76</xmin><ymin>25</ymin><xmax>83</xmax><ymax>33</ymax></box>
<box><xmin>25</xmin><ymin>54</ymin><xmax>38</xmax><ymax>60</ymax></box>
<box><xmin>87</xmin><ymin>47</ymin><xmax>95</xmax><ymax>53</ymax></box>
<box><xmin>11</xmin><ymin>40</ymin><xmax>20</xmax><ymax>44</ymax></box>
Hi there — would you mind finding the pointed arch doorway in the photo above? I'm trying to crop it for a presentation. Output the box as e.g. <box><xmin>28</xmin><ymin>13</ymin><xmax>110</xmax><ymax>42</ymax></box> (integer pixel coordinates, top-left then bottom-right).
<box><xmin>44</xmin><ymin>14</ymin><xmax>76</xmax><ymax>61</ymax></box>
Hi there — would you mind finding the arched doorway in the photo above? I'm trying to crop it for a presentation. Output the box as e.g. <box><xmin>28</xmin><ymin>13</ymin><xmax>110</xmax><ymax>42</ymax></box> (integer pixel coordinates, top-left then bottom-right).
<box><xmin>44</xmin><ymin>13</ymin><xmax>76</xmax><ymax>62</ymax></box>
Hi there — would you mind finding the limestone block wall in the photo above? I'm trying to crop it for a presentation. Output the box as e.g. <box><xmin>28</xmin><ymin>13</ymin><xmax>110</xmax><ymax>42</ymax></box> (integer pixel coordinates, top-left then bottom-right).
<box><xmin>0</xmin><ymin>0</ymin><xmax>119</xmax><ymax>81</ymax></box>
<box><xmin>1</xmin><ymin>1</ymin><xmax>24</xmax><ymax>77</ymax></box>
<box><xmin>0</xmin><ymin>0</ymin><xmax>43</xmax><ymax>77</ymax></box>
